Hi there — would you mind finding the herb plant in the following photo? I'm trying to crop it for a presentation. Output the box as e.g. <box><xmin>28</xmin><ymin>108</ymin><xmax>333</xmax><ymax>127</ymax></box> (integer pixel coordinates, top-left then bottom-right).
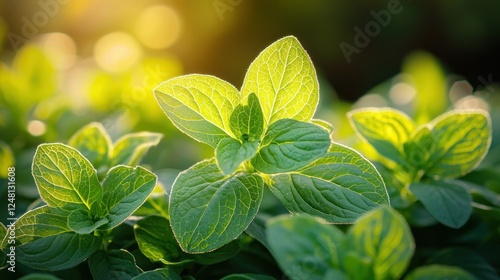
<box><xmin>153</xmin><ymin>36</ymin><xmax>389</xmax><ymax>253</ymax></box>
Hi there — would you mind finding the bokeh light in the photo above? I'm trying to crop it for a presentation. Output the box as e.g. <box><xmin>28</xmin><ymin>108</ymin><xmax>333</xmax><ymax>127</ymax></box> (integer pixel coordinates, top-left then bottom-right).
<box><xmin>94</xmin><ymin>32</ymin><xmax>142</xmax><ymax>73</ymax></box>
<box><xmin>134</xmin><ymin>5</ymin><xmax>181</xmax><ymax>50</ymax></box>
<box><xmin>34</xmin><ymin>33</ymin><xmax>77</xmax><ymax>70</ymax></box>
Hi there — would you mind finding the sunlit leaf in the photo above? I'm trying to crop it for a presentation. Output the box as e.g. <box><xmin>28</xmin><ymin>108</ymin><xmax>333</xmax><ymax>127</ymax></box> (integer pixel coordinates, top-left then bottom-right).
<box><xmin>241</xmin><ymin>36</ymin><xmax>319</xmax><ymax>126</ymax></box>
<box><xmin>154</xmin><ymin>74</ymin><xmax>240</xmax><ymax>147</ymax></box>
<box><xmin>269</xmin><ymin>143</ymin><xmax>388</xmax><ymax>223</ymax></box>
<box><xmin>111</xmin><ymin>132</ymin><xmax>163</xmax><ymax>166</ymax></box>
<box><xmin>68</xmin><ymin>122</ymin><xmax>112</xmax><ymax>170</ymax></box>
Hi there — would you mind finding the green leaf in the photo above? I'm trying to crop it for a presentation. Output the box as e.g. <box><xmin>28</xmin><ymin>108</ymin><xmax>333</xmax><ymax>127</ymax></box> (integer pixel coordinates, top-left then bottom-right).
<box><xmin>252</xmin><ymin>119</ymin><xmax>330</xmax><ymax>174</ymax></box>
<box><xmin>2</xmin><ymin>206</ymin><xmax>70</xmax><ymax>247</ymax></box>
<box><xmin>16</xmin><ymin>232</ymin><xmax>101</xmax><ymax>271</ymax></box>
<box><xmin>32</xmin><ymin>143</ymin><xmax>103</xmax><ymax>213</ymax></box>
<box><xmin>267</xmin><ymin>215</ymin><xmax>345</xmax><ymax>280</ymax></box>
<box><xmin>0</xmin><ymin>223</ymin><xmax>7</xmax><ymax>269</ymax></box>
<box><xmin>170</xmin><ymin>159</ymin><xmax>264</xmax><ymax>253</ymax></box>
<box><xmin>88</xmin><ymin>249</ymin><xmax>141</xmax><ymax>280</ymax></box>
<box><xmin>134</xmin><ymin>215</ymin><xmax>182</xmax><ymax>264</ymax></box>
<box><xmin>18</xmin><ymin>273</ymin><xmax>63</xmax><ymax>280</ymax></box>
<box><xmin>348</xmin><ymin>108</ymin><xmax>415</xmax><ymax>162</ymax></box>
<box><xmin>402</xmin><ymin>51</ymin><xmax>448</xmax><ymax>124</ymax></box>
<box><xmin>428</xmin><ymin>248</ymin><xmax>500</xmax><ymax>280</ymax></box>
<box><xmin>404</xmin><ymin>265</ymin><xmax>475</xmax><ymax>280</ymax></box>
<box><xmin>0</xmin><ymin>141</ymin><xmax>14</xmax><ymax>178</ymax></box>
<box><xmin>221</xmin><ymin>274</ymin><xmax>277</xmax><ymax>280</ymax></box>
<box><xmin>68</xmin><ymin>122</ymin><xmax>112</xmax><ymax>169</ymax></box>
<box><xmin>131</xmin><ymin>268</ymin><xmax>182</xmax><ymax>280</ymax></box>
<box><xmin>111</xmin><ymin>132</ymin><xmax>163</xmax><ymax>166</ymax></box>
<box><xmin>216</xmin><ymin>138</ymin><xmax>258</xmax><ymax>175</ymax></box>
<box><xmin>403</xmin><ymin>126</ymin><xmax>435</xmax><ymax>170</ymax></box>
<box><xmin>244</xmin><ymin>215</ymin><xmax>270</xmax><ymax>250</ymax></box>
<box><xmin>133</xmin><ymin>185</ymin><xmax>170</xmax><ymax>219</ymax></box>
<box><xmin>193</xmin><ymin>240</ymin><xmax>240</xmax><ymax>265</ymax></box>
<box><xmin>425</xmin><ymin>111</ymin><xmax>491</xmax><ymax>179</ymax></box>
<box><xmin>344</xmin><ymin>205</ymin><xmax>414</xmax><ymax>280</ymax></box>
<box><xmin>154</xmin><ymin>74</ymin><xmax>240</xmax><ymax>147</ymax></box>
<box><xmin>269</xmin><ymin>143</ymin><xmax>388</xmax><ymax>223</ymax></box>
<box><xmin>241</xmin><ymin>36</ymin><xmax>319</xmax><ymax>126</ymax></box>
<box><xmin>229</xmin><ymin>92</ymin><xmax>264</xmax><ymax>142</ymax></box>
<box><xmin>101</xmin><ymin>166</ymin><xmax>157</xmax><ymax>230</ymax></box>
<box><xmin>410</xmin><ymin>181</ymin><xmax>472</xmax><ymax>228</ymax></box>
<box><xmin>67</xmin><ymin>209</ymin><xmax>109</xmax><ymax>234</ymax></box>
<box><xmin>311</xmin><ymin>119</ymin><xmax>334</xmax><ymax>135</ymax></box>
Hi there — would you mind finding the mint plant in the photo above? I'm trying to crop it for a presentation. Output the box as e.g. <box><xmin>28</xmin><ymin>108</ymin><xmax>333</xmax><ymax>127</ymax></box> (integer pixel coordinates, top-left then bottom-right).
<box><xmin>0</xmin><ymin>123</ymin><xmax>160</xmax><ymax>271</ymax></box>
<box><xmin>153</xmin><ymin>36</ymin><xmax>389</xmax><ymax>253</ymax></box>
<box><xmin>348</xmin><ymin>108</ymin><xmax>492</xmax><ymax>228</ymax></box>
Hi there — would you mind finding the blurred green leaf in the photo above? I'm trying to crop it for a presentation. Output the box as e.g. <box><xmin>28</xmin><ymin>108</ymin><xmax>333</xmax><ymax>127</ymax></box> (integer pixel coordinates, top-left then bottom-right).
<box><xmin>410</xmin><ymin>181</ymin><xmax>472</xmax><ymax>228</ymax></box>
<box><xmin>269</xmin><ymin>143</ymin><xmax>388</xmax><ymax>223</ymax></box>
<box><xmin>192</xmin><ymin>240</ymin><xmax>240</xmax><ymax>265</ymax></box>
<box><xmin>111</xmin><ymin>132</ymin><xmax>163</xmax><ymax>166</ymax></box>
<box><xmin>154</xmin><ymin>74</ymin><xmax>240</xmax><ymax>148</ymax></box>
<box><xmin>267</xmin><ymin>215</ymin><xmax>345</xmax><ymax>280</ymax></box>
<box><xmin>402</xmin><ymin>51</ymin><xmax>448</xmax><ymax>124</ymax></box>
<box><xmin>0</xmin><ymin>141</ymin><xmax>14</xmax><ymax>178</ymax></box>
<box><xmin>170</xmin><ymin>159</ymin><xmax>263</xmax><ymax>253</ymax></box>
<box><xmin>404</xmin><ymin>265</ymin><xmax>475</xmax><ymax>280</ymax></box>
<box><xmin>100</xmin><ymin>166</ymin><xmax>157</xmax><ymax>230</ymax></box>
<box><xmin>241</xmin><ymin>36</ymin><xmax>319</xmax><ymax>127</ymax></box>
<box><xmin>426</xmin><ymin>110</ymin><xmax>491</xmax><ymax>179</ymax></box>
<box><xmin>88</xmin><ymin>249</ymin><xmax>141</xmax><ymax>280</ymax></box>
<box><xmin>348</xmin><ymin>108</ymin><xmax>415</xmax><ymax>163</ymax></box>
<box><xmin>345</xmin><ymin>205</ymin><xmax>414</xmax><ymax>280</ymax></box>
<box><xmin>252</xmin><ymin>119</ymin><xmax>330</xmax><ymax>174</ymax></box>
<box><xmin>68</xmin><ymin>122</ymin><xmax>112</xmax><ymax>170</ymax></box>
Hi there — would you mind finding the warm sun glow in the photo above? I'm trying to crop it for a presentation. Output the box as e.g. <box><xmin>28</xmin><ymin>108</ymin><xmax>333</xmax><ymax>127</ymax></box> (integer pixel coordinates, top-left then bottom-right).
<box><xmin>35</xmin><ymin>33</ymin><xmax>77</xmax><ymax>70</ymax></box>
<box><xmin>94</xmin><ymin>32</ymin><xmax>142</xmax><ymax>73</ymax></box>
<box><xmin>134</xmin><ymin>5</ymin><xmax>181</xmax><ymax>49</ymax></box>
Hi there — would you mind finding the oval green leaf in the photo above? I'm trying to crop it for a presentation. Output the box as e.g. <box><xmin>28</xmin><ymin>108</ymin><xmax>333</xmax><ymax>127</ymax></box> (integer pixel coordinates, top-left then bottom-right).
<box><xmin>345</xmin><ymin>205</ymin><xmax>414</xmax><ymax>280</ymax></box>
<box><xmin>426</xmin><ymin>110</ymin><xmax>491</xmax><ymax>179</ymax></box>
<box><xmin>169</xmin><ymin>159</ymin><xmax>264</xmax><ymax>253</ymax></box>
<box><xmin>215</xmin><ymin>138</ymin><xmax>258</xmax><ymax>175</ymax></box>
<box><xmin>101</xmin><ymin>165</ymin><xmax>157</xmax><ymax>230</ymax></box>
<box><xmin>32</xmin><ymin>143</ymin><xmax>103</xmax><ymax>213</ymax></box>
<box><xmin>404</xmin><ymin>265</ymin><xmax>475</xmax><ymax>280</ymax></box>
<box><xmin>134</xmin><ymin>215</ymin><xmax>182</xmax><ymax>264</ymax></box>
<box><xmin>154</xmin><ymin>74</ymin><xmax>240</xmax><ymax>147</ymax></box>
<box><xmin>348</xmin><ymin>108</ymin><xmax>415</xmax><ymax>163</ymax></box>
<box><xmin>410</xmin><ymin>180</ymin><xmax>472</xmax><ymax>228</ymax></box>
<box><xmin>241</xmin><ymin>36</ymin><xmax>319</xmax><ymax>126</ymax></box>
<box><xmin>269</xmin><ymin>143</ymin><xmax>388</xmax><ymax>223</ymax></box>
<box><xmin>16</xmin><ymin>232</ymin><xmax>101</xmax><ymax>271</ymax></box>
<box><xmin>252</xmin><ymin>119</ymin><xmax>331</xmax><ymax>174</ymax></box>
<box><xmin>68</xmin><ymin>122</ymin><xmax>112</xmax><ymax>169</ymax></box>
<box><xmin>88</xmin><ymin>249</ymin><xmax>141</xmax><ymax>280</ymax></box>
<box><xmin>67</xmin><ymin>209</ymin><xmax>109</xmax><ymax>235</ymax></box>
<box><xmin>266</xmin><ymin>215</ymin><xmax>345</xmax><ymax>280</ymax></box>
<box><xmin>229</xmin><ymin>92</ymin><xmax>264</xmax><ymax>142</ymax></box>
<box><xmin>111</xmin><ymin>132</ymin><xmax>163</xmax><ymax>166</ymax></box>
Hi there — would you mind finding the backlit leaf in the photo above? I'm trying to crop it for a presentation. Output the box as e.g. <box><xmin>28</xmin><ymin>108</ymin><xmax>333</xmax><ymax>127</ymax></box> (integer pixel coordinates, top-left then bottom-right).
<box><xmin>241</xmin><ymin>36</ymin><xmax>319</xmax><ymax>126</ymax></box>
<box><xmin>32</xmin><ymin>143</ymin><xmax>102</xmax><ymax>213</ymax></box>
<box><xmin>348</xmin><ymin>108</ymin><xmax>415</xmax><ymax>162</ymax></box>
<box><xmin>68</xmin><ymin>122</ymin><xmax>112</xmax><ymax>169</ymax></box>
<box><xmin>269</xmin><ymin>143</ymin><xmax>388</xmax><ymax>223</ymax></box>
<box><xmin>345</xmin><ymin>205</ymin><xmax>414</xmax><ymax>280</ymax></box>
<box><xmin>111</xmin><ymin>132</ymin><xmax>163</xmax><ymax>166</ymax></box>
<box><xmin>229</xmin><ymin>92</ymin><xmax>264</xmax><ymax>142</ymax></box>
<box><xmin>252</xmin><ymin>119</ymin><xmax>330</xmax><ymax>174</ymax></box>
<box><xmin>170</xmin><ymin>159</ymin><xmax>263</xmax><ymax>253</ymax></box>
<box><xmin>154</xmin><ymin>74</ymin><xmax>240</xmax><ymax>147</ymax></box>
<box><xmin>425</xmin><ymin>110</ymin><xmax>491</xmax><ymax>179</ymax></box>
<box><xmin>101</xmin><ymin>165</ymin><xmax>157</xmax><ymax>229</ymax></box>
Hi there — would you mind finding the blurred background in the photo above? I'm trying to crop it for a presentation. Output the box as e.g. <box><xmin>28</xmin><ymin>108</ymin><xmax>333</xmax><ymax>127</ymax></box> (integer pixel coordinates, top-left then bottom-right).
<box><xmin>1</xmin><ymin>0</ymin><xmax>500</xmax><ymax>205</ymax></box>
